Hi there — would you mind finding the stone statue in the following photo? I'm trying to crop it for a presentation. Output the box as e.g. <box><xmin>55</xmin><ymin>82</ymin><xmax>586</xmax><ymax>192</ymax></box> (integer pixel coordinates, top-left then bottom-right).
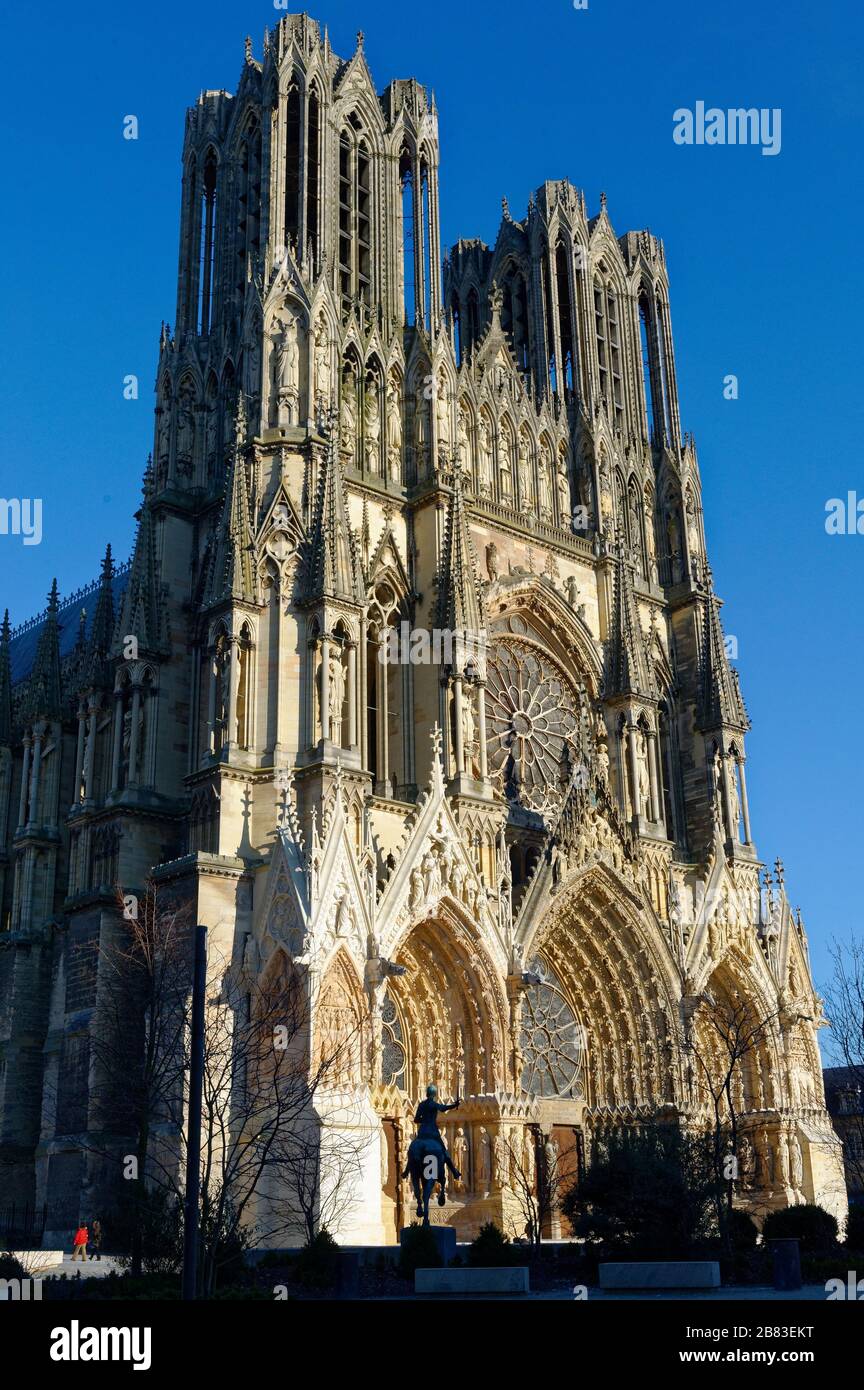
<box><xmin>452</xmin><ymin>1127</ymin><xmax>467</xmax><ymax>1191</ymax></box>
<box><xmin>340</xmin><ymin>372</ymin><xmax>357</xmax><ymax>465</ymax></box>
<box><xmin>314</xmin><ymin>315</ymin><xmax>330</xmax><ymax>413</ymax></box>
<box><xmin>386</xmin><ymin>372</ymin><xmax>402</xmax><ymax>481</ymax></box>
<box><xmin>538</xmin><ymin>445</ymin><xmax>552</xmax><ymax>518</ymax></box>
<box><xmin>637</xmin><ymin>728</ymin><xmax>651</xmax><ymax>816</ymax></box>
<box><xmin>485</xmin><ymin>541</ymin><xmax>499</xmax><ymax>582</ymax></box>
<box><xmin>478</xmin><ymin>413</ymin><xmax>493</xmax><ymax>495</ymax></box>
<box><xmin>517</xmin><ymin>434</ymin><xmax>532</xmax><ymax>510</ymax></box>
<box><xmin>436</xmin><ymin>377</ymin><xmax>450</xmax><ymax>454</ymax></box>
<box><xmin>476</xmin><ymin>1125</ymin><xmax>492</xmax><ymax>1194</ymax></box>
<box><xmin>557</xmin><ymin>465</ymin><xmax>570</xmax><ymax>526</ymax></box>
<box><xmin>493</xmin><ymin>1131</ymin><xmax>507</xmax><ymax>1189</ymax></box>
<box><xmin>364</xmin><ymin>379</ymin><xmax>381</xmax><ymax>474</ymax></box>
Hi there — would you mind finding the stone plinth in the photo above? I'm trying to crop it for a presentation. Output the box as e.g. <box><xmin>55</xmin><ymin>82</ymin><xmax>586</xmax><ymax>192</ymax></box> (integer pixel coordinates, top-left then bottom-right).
<box><xmin>400</xmin><ymin>1225</ymin><xmax>456</xmax><ymax>1265</ymax></box>
<box><xmin>599</xmin><ymin>1261</ymin><xmax>721</xmax><ymax>1290</ymax></box>
<box><xmin>415</xmin><ymin>1266</ymin><xmax>530</xmax><ymax>1295</ymax></box>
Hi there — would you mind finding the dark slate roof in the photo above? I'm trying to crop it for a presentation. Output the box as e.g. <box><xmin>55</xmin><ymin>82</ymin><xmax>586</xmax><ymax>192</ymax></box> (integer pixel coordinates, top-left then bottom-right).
<box><xmin>9</xmin><ymin>563</ymin><xmax>131</xmax><ymax>687</ymax></box>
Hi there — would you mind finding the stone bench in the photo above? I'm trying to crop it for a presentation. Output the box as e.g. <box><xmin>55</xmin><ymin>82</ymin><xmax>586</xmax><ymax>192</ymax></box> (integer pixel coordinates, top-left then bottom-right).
<box><xmin>415</xmin><ymin>1266</ymin><xmax>530</xmax><ymax>1295</ymax></box>
<box><xmin>600</xmin><ymin>1261</ymin><xmax>720</xmax><ymax>1290</ymax></box>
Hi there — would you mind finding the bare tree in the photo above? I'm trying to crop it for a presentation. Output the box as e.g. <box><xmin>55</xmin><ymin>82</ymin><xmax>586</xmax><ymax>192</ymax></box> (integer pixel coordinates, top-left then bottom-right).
<box><xmin>822</xmin><ymin>935</ymin><xmax>864</xmax><ymax>1193</ymax></box>
<box><xmin>688</xmin><ymin>989</ymin><xmax>779</xmax><ymax>1235</ymax></box>
<box><xmin>86</xmin><ymin>890</ymin><xmax>370</xmax><ymax>1293</ymax></box>
<box><xmin>500</xmin><ymin>1127</ymin><xmax>577</xmax><ymax>1251</ymax></box>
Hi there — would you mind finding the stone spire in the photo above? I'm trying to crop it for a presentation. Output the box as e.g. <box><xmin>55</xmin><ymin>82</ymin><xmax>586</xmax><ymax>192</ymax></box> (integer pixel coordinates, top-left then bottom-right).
<box><xmin>0</xmin><ymin>609</ymin><xmax>12</xmax><ymax>744</ymax></box>
<box><xmin>302</xmin><ymin>428</ymin><xmax>363</xmax><ymax>605</ymax></box>
<box><xmin>205</xmin><ymin>445</ymin><xmax>257</xmax><ymax>607</ymax></box>
<box><xmin>81</xmin><ymin>545</ymin><xmax>116</xmax><ymax>690</ymax></box>
<box><xmin>436</xmin><ymin>465</ymin><xmax>485</xmax><ymax>647</ymax></box>
<box><xmin>26</xmin><ymin>580</ymin><xmax>62</xmax><ymax>719</ymax></box>
<box><xmin>604</xmin><ymin>537</ymin><xmax>650</xmax><ymax>698</ymax></box>
<box><xmin>697</xmin><ymin>569</ymin><xmax>748</xmax><ymax>732</ymax></box>
<box><xmin>116</xmin><ymin>462</ymin><xmax>166</xmax><ymax>655</ymax></box>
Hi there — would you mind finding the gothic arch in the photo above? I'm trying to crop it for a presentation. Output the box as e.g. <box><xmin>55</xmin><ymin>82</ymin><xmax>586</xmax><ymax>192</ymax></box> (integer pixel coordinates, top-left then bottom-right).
<box><xmin>521</xmin><ymin>862</ymin><xmax>681</xmax><ymax>1110</ymax></box>
<box><xmin>385</xmin><ymin>905</ymin><xmax>509</xmax><ymax>1098</ymax></box>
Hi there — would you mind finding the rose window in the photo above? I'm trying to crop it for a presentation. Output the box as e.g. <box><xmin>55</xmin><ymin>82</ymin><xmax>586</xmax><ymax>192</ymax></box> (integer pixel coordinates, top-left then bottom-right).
<box><xmin>520</xmin><ymin>958</ymin><xmax>585</xmax><ymax>1098</ymax></box>
<box><xmin>485</xmin><ymin>635</ymin><xmax>583</xmax><ymax>817</ymax></box>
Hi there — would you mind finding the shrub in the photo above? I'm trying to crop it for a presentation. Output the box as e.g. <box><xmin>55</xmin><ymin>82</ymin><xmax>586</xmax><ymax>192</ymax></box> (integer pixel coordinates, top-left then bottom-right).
<box><xmin>762</xmin><ymin>1204</ymin><xmax>838</xmax><ymax>1252</ymax></box>
<box><xmin>562</xmin><ymin>1125</ymin><xmax>722</xmax><ymax>1255</ymax></box>
<box><xmin>292</xmin><ymin>1229</ymin><xmax>340</xmax><ymax>1291</ymax></box>
<box><xmin>0</xmin><ymin>1253</ymin><xmax>26</xmax><ymax>1281</ymax></box>
<box><xmin>844</xmin><ymin>1204</ymin><xmax>864</xmax><ymax>1251</ymax></box>
<box><xmin>397</xmin><ymin>1223</ymin><xmax>443</xmax><ymax>1279</ymax></box>
<box><xmin>726</xmin><ymin>1209</ymin><xmax>759</xmax><ymax>1250</ymax></box>
<box><xmin>467</xmin><ymin>1222</ymin><xmax>516</xmax><ymax>1268</ymax></box>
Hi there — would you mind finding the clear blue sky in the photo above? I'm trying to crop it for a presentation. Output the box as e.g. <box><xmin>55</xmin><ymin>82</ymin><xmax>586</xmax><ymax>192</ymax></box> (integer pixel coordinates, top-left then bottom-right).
<box><xmin>0</xmin><ymin>0</ymin><xmax>861</xmax><ymax>992</ymax></box>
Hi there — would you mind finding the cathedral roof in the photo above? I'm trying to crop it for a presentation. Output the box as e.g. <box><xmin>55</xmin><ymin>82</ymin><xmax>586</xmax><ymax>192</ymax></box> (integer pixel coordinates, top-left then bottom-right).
<box><xmin>7</xmin><ymin>565</ymin><xmax>131</xmax><ymax>692</ymax></box>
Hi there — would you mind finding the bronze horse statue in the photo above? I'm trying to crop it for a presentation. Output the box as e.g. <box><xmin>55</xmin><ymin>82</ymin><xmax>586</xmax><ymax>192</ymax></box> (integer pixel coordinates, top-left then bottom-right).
<box><xmin>403</xmin><ymin>1085</ymin><xmax>461</xmax><ymax>1225</ymax></box>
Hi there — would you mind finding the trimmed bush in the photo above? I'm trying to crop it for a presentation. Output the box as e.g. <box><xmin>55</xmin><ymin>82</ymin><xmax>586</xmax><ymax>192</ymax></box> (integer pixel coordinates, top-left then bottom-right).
<box><xmin>0</xmin><ymin>1253</ymin><xmax>26</xmax><ymax>1281</ymax></box>
<box><xmin>844</xmin><ymin>1204</ymin><xmax>864</xmax><ymax>1251</ymax></box>
<box><xmin>292</xmin><ymin>1229</ymin><xmax>340</xmax><ymax>1290</ymax></box>
<box><xmin>762</xmin><ymin>1204</ymin><xmax>838</xmax><ymax>1252</ymax></box>
<box><xmin>727</xmin><ymin>1209</ymin><xmax>759</xmax><ymax>1250</ymax></box>
<box><xmin>398</xmin><ymin>1224</ymin><xmax>443</xmax><ymax>1279</ymax></box>
<box><xmin>466</xmin><ymin>1222</ymin><xmax>517</xmax><ymax>1268</ymax></box>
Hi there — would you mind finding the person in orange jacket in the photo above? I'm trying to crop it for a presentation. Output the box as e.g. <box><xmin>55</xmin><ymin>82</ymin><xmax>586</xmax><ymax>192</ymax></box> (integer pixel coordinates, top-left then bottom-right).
<box><xmin>71</xmin><ymin>1224</ymin><xmax>89</xmax><ymax>1261</ymax></box>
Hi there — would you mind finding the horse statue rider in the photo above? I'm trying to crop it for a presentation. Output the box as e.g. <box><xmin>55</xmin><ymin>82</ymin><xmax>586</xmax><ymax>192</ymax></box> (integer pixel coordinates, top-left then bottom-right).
<box><xmin>403</xmin><ymin>1084</ymin><xmax>461</xmax><ymax>1224</ymax></box>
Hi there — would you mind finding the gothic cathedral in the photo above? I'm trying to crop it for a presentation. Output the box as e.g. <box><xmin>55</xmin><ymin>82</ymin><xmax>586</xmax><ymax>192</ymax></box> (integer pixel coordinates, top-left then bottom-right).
<box><xmin>0</xmin><ymin>15</ymin><xmax>846</xmax><ymax>1244</ymax></box>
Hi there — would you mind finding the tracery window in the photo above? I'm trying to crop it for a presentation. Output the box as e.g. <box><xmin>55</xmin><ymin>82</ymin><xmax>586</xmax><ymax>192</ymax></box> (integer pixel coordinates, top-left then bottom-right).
<box><xmin>520</xmin><ymin>957</ymin><xmax>585</xmax><ymax>1098</ymax></box>
<box><xmin>380</xmin><ymin>989</ymin><xmax>406</xmax><ymax>1088</ymax></box>
<box><xmin>485</xmin><ymin>629</ymin><xmax>587</xmax><ymax>818</ymax></box>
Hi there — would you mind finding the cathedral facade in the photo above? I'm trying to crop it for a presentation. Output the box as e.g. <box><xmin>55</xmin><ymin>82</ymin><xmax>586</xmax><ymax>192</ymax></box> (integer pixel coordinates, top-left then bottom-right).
<box><xmin>0</xmin><ymin>14</ymin><xmax>846</xmax><ymax>1245</ymax></box>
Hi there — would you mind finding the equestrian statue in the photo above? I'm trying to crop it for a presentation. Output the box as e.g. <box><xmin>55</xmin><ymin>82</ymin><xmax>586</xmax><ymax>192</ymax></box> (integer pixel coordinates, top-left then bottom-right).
<box><xmin>403</xmin><ymin>1084</ymin><xmax>461</xmax><ymax>1225</ymax></box>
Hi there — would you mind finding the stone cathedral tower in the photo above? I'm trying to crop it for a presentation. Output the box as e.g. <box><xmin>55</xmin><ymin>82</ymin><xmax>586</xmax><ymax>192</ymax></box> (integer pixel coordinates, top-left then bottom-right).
<box><xmin>0</xmin><ymin>15</ymin><xmax>845</xmax><ymax>1245</ymax></box>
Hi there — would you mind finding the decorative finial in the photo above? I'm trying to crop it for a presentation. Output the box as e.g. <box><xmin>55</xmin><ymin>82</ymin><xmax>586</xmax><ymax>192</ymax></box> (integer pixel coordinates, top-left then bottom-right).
<box><xmin>244</xmin><ymin>35</ymin><xmax>253</xmax><ymax>63</ymax></box>
<box><xmin>430</xmin><ymin>722</ymin><xmax>443</xmax><ymax>761</ymax></box>
<box><xmin>501</xmin><ymin>195</ymin><xmax>510</xmax><ymax>221</ymax></box>
<box><xmin>356</xmin><ymin>29</ymin><xmax>364</xmax><ymax>49</ymax></box>
<box><xmin>600</xmin><ymin>190</ymin><xmax>608</xmax><ymax>211</ymax></box>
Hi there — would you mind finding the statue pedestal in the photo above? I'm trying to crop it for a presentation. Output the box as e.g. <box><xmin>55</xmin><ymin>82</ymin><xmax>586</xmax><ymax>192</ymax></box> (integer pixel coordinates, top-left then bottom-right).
<box><xmin>400</xmin><ymin>1225</ymin><xmax>456</xmax><ymax>1267</ymax></box>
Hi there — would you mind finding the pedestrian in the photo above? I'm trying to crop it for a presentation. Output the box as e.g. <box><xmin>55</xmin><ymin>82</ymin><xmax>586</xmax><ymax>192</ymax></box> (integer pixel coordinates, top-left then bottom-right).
<box><xmin>71</xmin><ymin>1224</ymin><xmax>88</xmax><ymax>1262</ymax></box>
<box><xmin>88</xmin><ymin>1217</ymin><xmax>102</xmax><ymax>1261</ymax></box>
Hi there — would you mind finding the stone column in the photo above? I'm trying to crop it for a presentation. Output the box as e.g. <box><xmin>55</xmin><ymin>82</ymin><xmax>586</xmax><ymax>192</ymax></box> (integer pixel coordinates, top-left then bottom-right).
<box><xmin>18</xmin><ymin>735</ymin><xmax>31</xmax><ymax>827</ymax></box>
<box><xmin>27</xmin><ymin>725</ymin><xmax>44</xmax><ymax>827</ymax></box>
<box><xmin>111</xmin><ymin>692</ymin><xmax>123</xmax><ymax>789</ymax></box>
<box><xmin>738</xmin><ymin>756</ymin><xmax>752</xmax><ymax>845</ymax></box>
<box><xmin>347</xmin><ymin>641</ymin><xmax>357</xmax><ymax>749</ymax></box>
<box><xmin>83</xmin><ymin>700</ymin><xmax>99</xmax><ymax>800</ymax></box>
<box><xmin>227</xmin><ymin>634</ymin><xmax>240</xmax><ymax>751</ymax></box>
<box><xmin>128</xmin><ymin>685</ymin><xmax>142</xmax><ymax>788</ymax></box>
<box><xmin>626</xmin><ymin>718</ymin><xmax>640</xmax><ymax>822</ymax></box>
<box><xmin>319</xmin><ymin>635</ymin><xmax>331</xmax><ymax>744</ymax></box>
<box><xmin>377</xmin><ymin>642</ymin><xmax>389</xmax><ymax>788</ymax></box>
<box><xmin>206</xmin><ymin>651</ymin><xmax>218</xmax><ymax>755</ymax></box>
<box><xmin>646</xmin><ymin>726</ymin><xmax>662</xmax><ymax>824</ymax></box>
<box><xmin>453</xmin><ymin>676</ymin><xmax>465</xmax><ymax>774</ymax></box>
<box><xmin>73</xmin><ymin>705</ymin><xmax>86</xmax><ymax>804</ymax></box>
<box><xmin>477</xmin><ymin>682</ymin><xmax>488</xmax><ymax>781</ymax></box>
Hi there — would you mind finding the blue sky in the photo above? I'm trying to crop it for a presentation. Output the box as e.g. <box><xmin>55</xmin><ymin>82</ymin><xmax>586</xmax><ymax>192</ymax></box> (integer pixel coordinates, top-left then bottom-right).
<box><xmin>0</xmin><ymin>0</ymin><xmax>861</xmax><ymax>995</ymax></box>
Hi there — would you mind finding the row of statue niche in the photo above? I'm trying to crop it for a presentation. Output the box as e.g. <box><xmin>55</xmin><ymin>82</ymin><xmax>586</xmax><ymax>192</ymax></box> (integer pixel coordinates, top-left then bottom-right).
<box><xmin>457</xmin><ymin>407</ymin><xmax>569</xmax><ymax>520</ymax></box>
<box><xmin>339</xmin><ymin>366</ymin><xmax>404</xmax><ymax>480</ymax></box>
<box><xmin>382</xmin><ymin>1123</ymin><xmax>559</xmax><ymax>1198</ymax></box>
<box><xmin>738</xmin><ymin>1128</ymin><xmax>806</xmax><ymax>1195</ymax></box>
<box><xmin>407</xmin><ymin>840</ymin><xmax>483</xmax><ymax>918</ymax></box>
